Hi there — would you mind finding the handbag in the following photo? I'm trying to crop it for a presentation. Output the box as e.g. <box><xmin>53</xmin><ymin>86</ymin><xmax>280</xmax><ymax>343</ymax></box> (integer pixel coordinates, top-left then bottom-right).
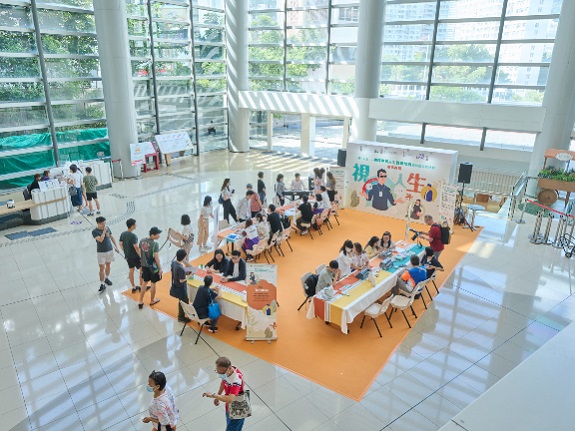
<box><xmin>68</xmin><ymin>185</ymin><xmax>78</xmax><ymax>196</ymax></box>
<box><xmin>228</xmin><ymin>383</ymin><xmax>252</xmax><ymax>420</ymax></box>
<box><xmin>207</xmin><ymin>296</ymin><xmax>221</xmax><ymax>321</ymax></box>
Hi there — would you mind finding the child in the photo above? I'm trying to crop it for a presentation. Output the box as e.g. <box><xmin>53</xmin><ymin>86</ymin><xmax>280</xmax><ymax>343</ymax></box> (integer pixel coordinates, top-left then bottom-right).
<box><xmin>198</xmin><ymin>195</ymin><xmax>213</xmax><ymax>252</ymax></box>
<box><xmin>168</xmin><ymin>214</ymin><xmax>194</xmax><ymax>257</ymax></box>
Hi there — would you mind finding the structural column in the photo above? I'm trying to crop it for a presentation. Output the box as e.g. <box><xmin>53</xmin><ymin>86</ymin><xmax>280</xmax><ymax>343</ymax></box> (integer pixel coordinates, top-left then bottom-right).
<box><xmin>267</xmin><ymin>112</ymin><xmax>273</xmax><ymax>150</ymax></box>
<box><xmin>226</xmin><ymin>0</ymin><xmax>250</xmax><ymax>152</ymax></box>
<box><xmin>94</xmin><ymin>0</ymin><xmax>140</xmax><ymax>178</ymax></box>
<box><xmin>301</xmin><ymin>114</ymin><xmax>316</xmax><ymax>157</ymax></box>
<box><xmin>351</xmin><ymin>0</ymin><xmax>386</xmax><ymax>142</ymax></box>
<box><xmin>528</xmin><ymin>0</ymin><xmax>575</xmax><ymax>178</ymax></box>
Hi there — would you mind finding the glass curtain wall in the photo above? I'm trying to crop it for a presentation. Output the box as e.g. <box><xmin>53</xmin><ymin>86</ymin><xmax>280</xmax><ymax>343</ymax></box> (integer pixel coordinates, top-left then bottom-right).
<box><xmin>126</xmin><ymin>0</ymin><xmax>227</xmax><ymax>153</ymax></box>
<box><xmin>0</xmin><ymin>1</ymin><xmax>108</xmax><ymax>189</ymax></box>
<box><xmin>379</xmin><ymin>0</ymin><xmax>562</xmax><ymax>150</ymax></box>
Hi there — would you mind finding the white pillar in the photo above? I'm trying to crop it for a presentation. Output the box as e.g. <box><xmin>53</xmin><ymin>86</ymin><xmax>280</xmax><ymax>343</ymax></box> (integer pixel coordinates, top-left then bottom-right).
<box><xmin>94</xmin><ymin>0</ymin><xmax>140</xmax><ymax>178</ymax></box>
<box><xmin>301</xmin><ymin>114</ymin><xmax>316</xmax><ymax>157</ymax></box>
<box><xmin>351</xmin><ymin>0</ymin><xmax>386</xmax><ymax>142</ymax></box>
<box><xmin>226</xmin><ymin>0</ymin><xmax>250</xmax><ymax>152</ymax></box>
<box><xmin>342</xmin><ymin>117</ymin><xmax>351</xmax><ymax>149</ymax></box>
<box><xmin>267</xmin><ymin>112</ymin><xmax>273</xmax><ymax>150</ymax></box>
<box><xmin>528</xmin><ymin>0</ymin><xmax>575</xmax><ymax>178</ymax></box>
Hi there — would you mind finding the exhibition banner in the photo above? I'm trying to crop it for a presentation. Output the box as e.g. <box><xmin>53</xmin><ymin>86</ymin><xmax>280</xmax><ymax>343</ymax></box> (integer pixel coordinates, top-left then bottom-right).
<box><xmin>245</xmin><ymin>263</ymin><xmax>278</xmax><ymax>342</ymax></box>
<box><xmin>155</xmin><ymin>132</ymin><xmax>193</xmax><ymax>154</ymax></box>
<box><xmin>439</xmin><ymin>184</ymin><xmax>459</xmax><ymax>228</ymax></box>
<box><xmin>130</xmin><ymin>142</ymin><xmax>156</xmax><ymax>166</ymax></box>
<box><xmin>345</xmin><ymin>141</ymin><xmax>458</xmax><ymax>222</ymax></box>
<box><xmin>329</xmin><ymin>167</ymin><xmax>346</xmax><ymax>208</ymax></box>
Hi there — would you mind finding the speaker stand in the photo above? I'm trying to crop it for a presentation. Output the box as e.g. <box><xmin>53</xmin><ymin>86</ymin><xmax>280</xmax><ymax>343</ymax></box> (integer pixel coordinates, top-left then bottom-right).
<box><xmin>458</xmin><ymin>183</ymin><xmax>475</xmax><ymax>232</ymax></box>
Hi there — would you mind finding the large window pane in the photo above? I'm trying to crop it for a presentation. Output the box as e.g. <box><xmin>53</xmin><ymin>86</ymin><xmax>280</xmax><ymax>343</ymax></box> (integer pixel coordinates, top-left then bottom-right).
<box><xmin>287</xmin><ymin>9</ymin><xmax>329</xmax><ymax>26</ymax></box>
<box><xmin>286</xmin><ymin>28</ymin><xmax>328</xmax><ymax>44</ymax></box>
<box><xmin>0</xmin><ymin>106</ymin><xmax>48</xmax><ymax>128</ymax></box>
<box><xmin>0</xmin><ymin>5</ymin><xmax>32</xmax><ymax>29</ymax></box>
<box><xmin>484</xmin><ymin>130</ymin><xmax>536</xmax><ymax>150</ymax></box>
<box><xmin>41</xmin><ymin>34</ymin><xmax>98</xmax><ymax>55</ymax></box>
<box><xmin>380</xmin><ymin>84</ymin><xmax>426</xmax><ymax>100</ymax></box>
<box><xmin>250</xmin><ymin>12</ymin><xmax>283</xmax><ymax>27</ymax></box>
<box><xmin>0</xmin><ymin>30</ymin><xmax>36</xmax><ymax>54</ymax></box>
<box><xmin>429</xmin><ymin>85</ymin><xmax>488</xmax><ymax>103</ymax></box>
<box><xmin>437</xmin><ymin>22</ymin><xmax>500</xmax><ymax>41</ymax></box>
<box><xmin>425</xmin><ymin>125</ymin><xmax>482</xmax><ymax>147</ymax></box>
<box><xmin>491</xmin><ymin>88</ymin><xmax>544</xmax><ymax>106</ymax></box>
<box><xmin>52</xmin><ymin>102</ymin><xmax>105</xmax><ymax>123</ymax></box>
<box><xmin>37</xmin><ymin>9</ymin><xmax>96</xmax><ymax>33</ymax></box>
<box><xmin>249</xmin><ymin>79</ymin><xmax>283</xmax><ymax>91</ymax></box>
<box><xmin>384</xmin><ymin>25</ymin><xmax>434</xmax><ymax>43</ymax></box>
<box><xmin>496</xmin><ymin>65</ymin><xmax>549</xmax><ymax>87</ymax></box>
<box><xmin>383</xmin><ymin>45</ymin><xmax>432</xmax><ymax>62</ymax></box>
<box><xmin>48</xmin><ymin>81</ymin><xmax>103</xmax><ymax>101</ymax></box>
<box><xmin>498</xmin><ymin>43</ymin><xmax>554</xmax><ymax>63</ymax></box>
<box><xmin>382</xmin><ymin>64</ymin><xmax>428</xmax><ymax>83</ymax></box>
<box><xmin>433</xmin><ymin>66</ymin><xmax>493</xmax><ymax>85</ymax></box>
<box><xmin>0</xmin><ymin>57</ymin><xmax>40</xmax><ymax>78</ymax></box>
<box><xmin>439</xmin><ymin>0</ymin><xmax>504</xmax><ymax>20</ymax></box>
<box><xmin>502</xmin><ymin>19</ymin><xmax>559</xmax><ymax>41</ymax></box>
<box><xmin>0</xmin><ymin>83</ymin><xmax>45</xmax><ymax>103</ymax></box>
<box><xmin>378</xmin><ymin>121</ymin><xmax>422</xmax><ymax>140</ymax></box>
<box><xmin>44</xmin><ymin>59</ymin><xmax>99</xmax><ymax>78</ymax></box>
<box><xmin>434</xmin><ymin>44</ymin><xmax>496</xmax><ymax>63</ymax></box>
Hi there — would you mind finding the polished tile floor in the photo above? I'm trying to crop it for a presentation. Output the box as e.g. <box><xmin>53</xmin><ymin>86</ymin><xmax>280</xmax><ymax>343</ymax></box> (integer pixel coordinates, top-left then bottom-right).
<box><xmin>1</xmin><ymin>150</ymin><xmax>573</xmax><ymax>431</ymax></box>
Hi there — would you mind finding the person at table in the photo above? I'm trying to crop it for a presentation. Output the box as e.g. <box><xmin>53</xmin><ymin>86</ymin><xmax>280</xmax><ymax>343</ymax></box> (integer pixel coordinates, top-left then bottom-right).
<box><xmin>421</xmin><ymin>246</ymin><xmax>444</xmax><ymax>279</ymax></box>
<box><xmin>320</xmin><ymin>186</ymin><xmax>332</xmax><ymax>210</ymax></box>
<box><xmin>206</xmin><ymin>249</ymin><xmax>229</xmax><ymax>274</ymax></box>
<box><xmin>337</xmin><ymin>240</ymin><xmax>354</xmax><ymax>277</ymax></box>
<box><xmin>41</xmin><ymin>170</ymin><xmax>50</xmax><ymax>181</ymax></box>
<box><xmin>380</xmin><ymin>231</ymin><xmax>396</xmax><ymax>251</ymax></box>
<box><xmin>351</xmin><ymin>242</ymin><xmax>369</xmax><ymax>271</ymax></box>
<box><xmin>313</xmin><ymin>193</ymin><xmax>324</xmax><ymax>216</ymax></box>
<box><xmin>235</xmin><ymin>191</ymin><xmax>252</xmax><ymax>223</ymax></box>
<box><xmin>171</xmin><ymin>249</ymin><xmax>190</xmax><ymax>323</ymax></box>
<box><xmin>255</xmin><ymin>212</ymin><xmax>269</xmax><ymax>242</ymax></box>
<box><xmin>192</xmin><ymin>275</ymin><xmax>221</xmax><ymax>333</ymax></box>
<box><xmin>274</xmin><ymin>174</ymin><xmax>286</xmax><ymax>206</ymax></box>
<box><xmin>419</xmin><ymin>214</ymin><xmax>444</xmax><ymax>257</ymax></box>
<box><xmin>240</xmin><ymin>219</ymin><xmax>259</xmax><ymax>257</ymax></box>
<box><xmin>317</xmin><ymin>260</ymin><xmax>341</xmax><ymax>291</ymax></box>
<box><xmin>296</xmin><ymin>195</ymin><xmax>313</xmax><ymax>235</ymax></box>
<box><xmin>365</xmin><ymin>235</ymin><xmax>383</xmax><ymax>259</ymax></box>
<box><xmin>267</xmin><ymin>204</ymin><xmax>283</xmax><ymax>244</ymax></box>
<box><xmin>392</xmin><ymin>255</ymin><xmax>428</xmax><ymax>295</ymax></box>
<box><xmin>246</xmin><ymin>184</ymin><xmax>262</xmax><ymax>216</ymax></box>
<box><xmin>28</xmin><ymin>173</ymin><xmax>41</xmax><ymax>192</ymax></box>
<box><xmin>221</xmin><ymin>250</ymin><xmax>246</xmax><ymax>283</ymax></box>
<box><xmin>291</xmin><ymin>173</ymin><xmax>306</xmax><ymax>191</ymax></box>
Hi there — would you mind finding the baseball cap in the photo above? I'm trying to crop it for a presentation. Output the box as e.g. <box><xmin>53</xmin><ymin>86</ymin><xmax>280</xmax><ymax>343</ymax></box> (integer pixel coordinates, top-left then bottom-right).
<box><xmin>149</xmin><ymin>226</ymin><xmax>162</xmax><ymax>235</ymax></box>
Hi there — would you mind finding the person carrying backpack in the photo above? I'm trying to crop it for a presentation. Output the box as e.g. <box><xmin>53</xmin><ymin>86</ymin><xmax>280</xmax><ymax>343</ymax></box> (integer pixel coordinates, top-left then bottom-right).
<box><xmin>419</xmin><ymin>214</ymin><xmax>445</xmax><ymax>257</ymax></box>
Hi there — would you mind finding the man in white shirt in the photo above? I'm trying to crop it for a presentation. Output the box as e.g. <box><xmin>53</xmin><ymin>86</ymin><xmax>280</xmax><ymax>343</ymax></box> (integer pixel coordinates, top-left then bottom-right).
<box><xmin>235</xmin><ymin>192</ymin><xmax>252</xmax><ymax>222</ymax></box>
<box><xmin>291</xmin><ymin>173</ymin><xmax>306</xmax><ymax>191</ymax></box>
<box><xmin>221</xmin><ymin>250</ymin><xmax>246</xmax><ymax>283</ymax></box>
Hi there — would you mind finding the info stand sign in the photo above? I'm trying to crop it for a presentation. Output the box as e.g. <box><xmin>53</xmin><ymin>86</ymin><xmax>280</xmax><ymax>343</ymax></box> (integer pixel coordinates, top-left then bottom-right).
<box><xmin>245</xmin><ymin>264</ymin><xmax>278</xmax><ymax>343</ymax></box>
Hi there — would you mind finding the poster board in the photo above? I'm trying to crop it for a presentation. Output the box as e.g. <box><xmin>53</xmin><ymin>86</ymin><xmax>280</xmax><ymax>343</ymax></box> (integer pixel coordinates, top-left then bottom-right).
<box><xmin>245</xmin><ymin>263</ymin><xmax>278</xmax><ymax>342</ymax></box>
<box><xmin>130</xmin><ymin>142</ymin><xmax>156</xmax><ymax>166</ymax></box>
<box><xmin>345</xmin><ymin>141</ymin><xmax>458</xmax><ymax>222</ymax></box>
<box><xmin>155</xmin><ymin>132</ymin><xmax>193</xmax><ymax>155</ymax></box>
<box><xmin>439</xmin><ymin>183</ymin><xmax>458</xmax><ymax>228</ymax></box>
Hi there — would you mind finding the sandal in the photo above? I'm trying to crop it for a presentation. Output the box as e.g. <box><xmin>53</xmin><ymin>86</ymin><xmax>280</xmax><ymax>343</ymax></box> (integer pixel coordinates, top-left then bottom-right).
<box><xmin>150</xmin><ymin>299</ymin><xmax>161</xmax><ymax>306</ymax></box>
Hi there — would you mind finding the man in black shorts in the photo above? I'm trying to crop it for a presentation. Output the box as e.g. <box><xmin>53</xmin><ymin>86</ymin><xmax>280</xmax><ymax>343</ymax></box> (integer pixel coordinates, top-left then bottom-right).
<box><xmin>83</xmin><ymin>166</ymin><xmax>101</xmax><ymax>216</ymax></box>
<box><xmin>138</xmin><ymin>227</ymin><xmax>163</xmax><ymax>309</ymax></box>
<box><xmin>119</xmin><ymin>218</ymin><xmax>142</xmax><ymax>293</ymax></box>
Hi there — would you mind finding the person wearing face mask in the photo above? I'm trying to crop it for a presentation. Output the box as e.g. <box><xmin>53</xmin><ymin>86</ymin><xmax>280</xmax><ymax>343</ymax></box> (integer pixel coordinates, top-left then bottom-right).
<box><xmin>142</xmin><ymin>370</ymin><xmax>179</xmax><ymax>431</ymax></box>
<box><xmin>203</xmin><ymin>356</ymin><xmax>247</xmax><ymax>431</ymax></box>
<box><xmin>336</xmin><ymin>239</ymin><xmax>354</xmax><ymax>277</ymax></box>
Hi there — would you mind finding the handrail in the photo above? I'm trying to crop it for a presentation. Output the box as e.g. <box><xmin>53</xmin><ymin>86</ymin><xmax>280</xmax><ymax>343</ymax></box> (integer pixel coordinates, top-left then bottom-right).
<box><xmin>509</xmin><ymin>175</ymin><xmax>538</xmax><ymax>222</ymax></box>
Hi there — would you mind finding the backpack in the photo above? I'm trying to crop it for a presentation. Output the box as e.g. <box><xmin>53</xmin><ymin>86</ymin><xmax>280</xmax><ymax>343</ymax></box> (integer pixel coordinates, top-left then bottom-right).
<box><xmin>218</xmin><ymin>194</ymin><xmax>224</xmax><ymax>205</ymax></box>
<box><xmin>435</xmin><ymin>223</ymin><xmax>451</xmax><ymax>245</ymax></box>
<box><xmin>304</xmin><ymin>274</ymin><xmax>319</xmax><ymax>297</ymax></box>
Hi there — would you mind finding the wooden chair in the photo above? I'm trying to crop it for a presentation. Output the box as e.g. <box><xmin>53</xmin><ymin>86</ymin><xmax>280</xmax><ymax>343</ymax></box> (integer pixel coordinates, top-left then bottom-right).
<box><xmin>179</xmin><ymin>302</ymin><xmax>210</xmax><ymax>345</ymax></box>
<box><xmin>276</xmin><ymin>229</ymin><xmax>293</xmax><ymax>257</ymax></box>
<box><xmin>245</xmin><ymin>241</ymin><xmax>268</xmax><ymax>263</ymax></box>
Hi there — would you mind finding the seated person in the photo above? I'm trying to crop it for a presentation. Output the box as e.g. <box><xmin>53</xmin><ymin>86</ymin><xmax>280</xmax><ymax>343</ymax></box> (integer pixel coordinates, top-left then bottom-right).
<box><xmin>380</xmin><ymin>231</ymin><xmax>396</xmax><ymax>251</ymax></box>
<box><xmin>392</xmin><ymin>255</ymin><xmax>428</xmax><ymax>295</ymax></box>
<box><xmin>221</xmin><ymin>250</ymin><xmax>246</xmax><ymax>283</ymax></box>
<box><xmin>267</xmin><ymin>204</ymin><xmax>283</xmax><ymax>244</ymax></box>
<box><xmin>255</xmin><ymin>212</ymin><xmax>269</xmax><ymax>242</ymax></box>
<box><xmin>296</xmin><ymin>195</ymin><xmax>313</xmax><ymax>234</ymax></box>
<box><xmin>41</xmin><ymin>170</ymin><xmax>50</xmax><ymax>181</ymax></box>
<box><xmin>28</xmin><ymin>173</ymin><xmax>41</xmax><ymax>192</ymax></box>
<box><xmin>320</xmin><ymin>186</ymin><xmax>332</xmax><ymax>210</ymax></box>
<box><xmin>206</xmin><ymin>249</ymin><xmax>229</xmax><ymax>274</ymax></box>
<box><xmin>313</xmin><ymin>193</ymin><xmax>324</xmax><ymax>216</ymax></box>
<box><xmin>192</xmin><ymin>275</ymin><xmax>221</xmax><ymax>333</ymax></box>
<box><xmin>317</xmin><ymin>260</ymin><xmax>341</xmax><ymax>291</ymax></box>
<box><xmin>290</xmin><ymin>173</ymin><xmax>306</xmax><ymax>191</ymax></box>
<box><xmin>421</xmin><ymin>246</ymin><xmax>444</xmax><ymax>279</ymax></box>
<box><xmin>364</xmin><ymin>236</ymin><xmax>382</xmax><ymax>259</ymax></box>
<box><xmin>241</xmin><ymin>219</ymin><xmax>259</xmax><ymax>256</ymax></box>
<box><xmin>336</xmin><ymin>240</ymin><xmax>354</xmax><ymax>277</ymax></box>
<box><xmin>351</xmin><ymin>242</ymin><xmax>369</xmax><ymax>271</ymax></box>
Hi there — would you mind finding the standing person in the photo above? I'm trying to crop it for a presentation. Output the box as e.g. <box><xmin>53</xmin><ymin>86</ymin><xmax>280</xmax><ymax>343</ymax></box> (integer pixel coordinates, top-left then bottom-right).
<box><xmin>203</xmin><ymin>356</ymin><xmax>248</xmax><ymax>431</ymax></box>
<box><xmin>257</xmin><ymin>171</ymin><xmax>266</xmax><ymax>205</ymax></box>
<box><xmin>220</xmin><ymin>178</ymin><xmax>237</xmax><ymax>223</ymax></box>
<box><xmin>198</xmin><ymin>195</ymin><xmax>213</xmax><ymax>252</ymax></box>
<box><xmin>266</xmin><ymin>204</ymin><xmax>283</xmax><ymax>244</ymax></box>
<box><xmin>180</xmin><ymin>214</ymin><xmax>194</xmax><ymax>257</ymax></box>
<box><xmin>192</xmin><ymin>275</ymin><xmax>221</xmax><ymax>332</ymax></box>
<box><xmin>336</xmin><ymin>239</ymin><xmax>354</xmax><ymax>277</ymax></box>
<box><xmin>313</xmin><ymin>167</ymin><xmax>325</xmax><ymax>195</ymax></box>
<box><xmin>235</xmin><ymin>191</ymin><xmax>252</xmax><ymax>223</ymax></box>
<box><xmin>326</xmin><ymin>171</ymin><xmax>337</xmax><ymax>203</ymax></box>
<box><xmin>92</xmin><ymin>216</ymin><xmax>119</xmax><ymax>293</ymax></box>
<box><xmin>170</xmin><ymin>249</ymin><xmax>190</xmax><ymax>323</ymax></box>
<box><xmin>274</xmin><ymin>174</ymin><xmax>286</xmax><ymax>206</ymax></box>
<box><xmin>142</xmin><ymin>370</ymin><xmax>179</xmax><ymax>431</ymax></box>
<box><xmin>83</xmin><ymin>167</ymin><xmax>101</xmax><ymax>216</ymax></box>
<box><xmin>290</xmin><ymin>173</ymin><xmax>306</xmax><ymax>191</ymax></box>
<box><xmin>246</xmin><ymin>185</ymin><xmax>262</xmax><ymax>216</ymax></box>
<box><xmin>419</xmin><ymin>214</ymin><xmax>444</xmax><ymax>257</ymax></box>
<box><xmin>119</xmin><ymin>218</ymin><xmax>142</xmax><ymax>293</ymax></box>
<box><xmin>296</xmin><ymin>195</ymin><xmax>313</xmax><ymax>235</ymax></box>
<box><xmin>139</xmin><ymin>227</ymin><xmax>163</xmax><ymax>309</ymax></box>
<box><xmin>67</xmin><ymin>164</ymin><xmax>84</xmax><ymax>211</ymax></box>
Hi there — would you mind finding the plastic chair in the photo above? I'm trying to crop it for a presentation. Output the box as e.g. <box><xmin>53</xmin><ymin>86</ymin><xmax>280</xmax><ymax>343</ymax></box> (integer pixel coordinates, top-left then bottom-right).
<box><xmin>179</xmin><ymin>302</ymin><xmax>210</xmax><ymax>345</ymax></box>
<box><xmin>320</xmin><ymin>209</ymin><xmax>332</xmax><ymax>231</ymax></box>
<box><xmin>360</xmin><ymin>296</ymin><xmax>393</xmax><ymax>337</ymax></box>
<box><xmin>245</xmin><ymin>241</ymin><xmax>268</xmax><ymax>263</ymax></box>
<box><xmin>428</xmin><ymin>271</ymin><xmax>439</xmax><ymax>294</ymax></box>
<box><xmin>330</xmin><ymin>202</ymin><xmax>341</xmax><ymax>226</ymax></box>
<box><xmin>265</xmin><ymin>232</ymin><xmax>279</xmax><ymax>262</ymax></box>
<box><xmin>276</xmin><ymin>229</ymin><xmax>293</xmax><ymax>257</ymax></box>
<box><xmin>298</xmin><ymin>217</ymin><xmax>314</xmax><ymax>239</ymax></box>
<box><xmin>297</xmin><ymin>271</ymin><xmax>313</xmax><ymax>311</ymax></box>
<box><xmin>389</xmin><ymin>283</ymin><xmax>424</xmax><ymax>328</ymax></box>
<box><xmin>315</xmin><ymin>264</ymin><xmax>326</xmax><ymax>275</ymax></box>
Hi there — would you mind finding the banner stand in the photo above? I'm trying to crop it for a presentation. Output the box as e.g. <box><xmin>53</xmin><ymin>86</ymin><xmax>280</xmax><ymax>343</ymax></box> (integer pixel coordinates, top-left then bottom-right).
<box><xmin>245</xmin><ymin>264</ymin><xmax>278</xmax><ymax>343</ymax></box>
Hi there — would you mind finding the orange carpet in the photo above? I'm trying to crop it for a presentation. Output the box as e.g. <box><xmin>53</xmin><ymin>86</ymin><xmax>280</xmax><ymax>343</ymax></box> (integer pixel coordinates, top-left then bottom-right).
<box><xmin>123</xmin><ymin>209</ymin><xmax>480</xmax><ymax>400</ymax></box>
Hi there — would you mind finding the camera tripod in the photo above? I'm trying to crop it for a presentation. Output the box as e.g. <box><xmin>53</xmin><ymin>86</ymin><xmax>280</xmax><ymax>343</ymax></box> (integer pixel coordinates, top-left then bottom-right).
<box><xmin>456</xmin><ymin>182</ymin><xmax>474</xmax><ymax>232</ymax></box>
